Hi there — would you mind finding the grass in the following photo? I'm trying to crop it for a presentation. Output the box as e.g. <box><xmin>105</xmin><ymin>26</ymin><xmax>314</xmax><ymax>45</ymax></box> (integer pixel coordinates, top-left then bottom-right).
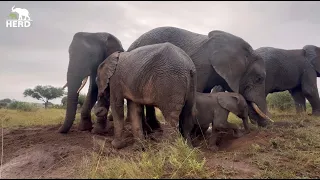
<box><xmin>80</xmin><ymin>136</ymin><xmax>208</xmax><ymax>179</ymax></box>
<box><xmin>1</xmin><ymin>106</ymin><xmax>320</xmax><ymax>178</ymax></box>
<box><xmin>0</xmin><ymin>108</ymin><xmax>86</xmax><ymax>128</ymax></box>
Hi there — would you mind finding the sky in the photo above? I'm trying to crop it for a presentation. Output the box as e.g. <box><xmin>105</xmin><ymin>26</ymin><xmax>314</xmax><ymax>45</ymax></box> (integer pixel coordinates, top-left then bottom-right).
<box><xmin>1</xmin><ymin>1</ymin><xmax>320</xmax><ymax>105</ymax></box>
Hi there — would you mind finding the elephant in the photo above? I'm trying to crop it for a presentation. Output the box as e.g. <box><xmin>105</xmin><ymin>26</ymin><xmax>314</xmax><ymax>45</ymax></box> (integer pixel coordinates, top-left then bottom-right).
<box><xmin>210</xmin><ymin>85</ymin><xmax>225</xmax><ymax>93</ymax></box>
<box><xmin>123</xmin><ymin>26</ymin><xmax>273</xmax><ymax>131</ymax></box>
<box><xmin>255</xmin><ymin>45</ymin><xmax>320</xmax><ymax>116</ymax></box>
<box><xmin>58</xmin><ymin>32</ymin><xmax>124</xmax><ymax>134</ymax></box>
<box><xmin>192</xmin><ymin>92</ymin><xmax>250</xmax><ymax>151</ymax></box>
<box><xmin>94</xmin><ymin>42</ymin><xmax>197</xmax><ymax>149</ymax></box>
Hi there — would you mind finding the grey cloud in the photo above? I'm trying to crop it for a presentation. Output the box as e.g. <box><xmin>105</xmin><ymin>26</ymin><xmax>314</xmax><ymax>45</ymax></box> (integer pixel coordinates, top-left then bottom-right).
<box><xmin>1</xmin><ymin>1</ymin><xmax>320</xmax><ymax>104</ymax></box>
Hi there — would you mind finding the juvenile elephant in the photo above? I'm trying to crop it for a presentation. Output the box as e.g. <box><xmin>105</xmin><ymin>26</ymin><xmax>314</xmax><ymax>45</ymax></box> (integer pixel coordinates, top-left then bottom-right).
<box><xmin>94</xmin><ymin>42</ymin><xmax>197</xmax><ymax>149</ymax></box>
<box><xmin>124</xmin><ymin>26</ymin><xmax>273</xmax><ymax>131</ymax></box>
<box><xmin>255</xmin><ymin>45</ymin><xmax>320</xmax><ymax>116</ymax></box>
<box><xmin>192</xmin><ymin>92</ymin><xmax>250</xmax><ymax>151</ymax></box>
<box><xmin>58</xmin><ymin>32</ymin><xmax>124</xmax><ymax>134</ymax></box>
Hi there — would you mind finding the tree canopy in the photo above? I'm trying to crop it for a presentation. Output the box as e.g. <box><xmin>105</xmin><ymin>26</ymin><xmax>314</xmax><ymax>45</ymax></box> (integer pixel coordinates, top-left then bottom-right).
<box><xmin>23</xmin><ymin>85</ymin><xmax>65</xmax><ymax>108</ymax></box>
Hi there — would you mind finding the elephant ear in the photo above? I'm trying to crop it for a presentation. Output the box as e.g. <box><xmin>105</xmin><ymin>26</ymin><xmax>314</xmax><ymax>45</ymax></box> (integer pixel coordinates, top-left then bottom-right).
<box><xmin>303</xmin><ymin>45</ymin><xmax>320</xmax><ymax>74</ymax></box>
<box><xmin>96</xmin><ymin>51</ymin><xmax>121</xmax><ymax>96</ymax></box>
<box><xmin>205</xmin><ymin>30</ymin><xmax>249</xmax><ymax>93</ymax></box>
<box><xmin>217</xmin><ymin>93</ymin><xmax>241</xmax><ymax>115</ymax></box>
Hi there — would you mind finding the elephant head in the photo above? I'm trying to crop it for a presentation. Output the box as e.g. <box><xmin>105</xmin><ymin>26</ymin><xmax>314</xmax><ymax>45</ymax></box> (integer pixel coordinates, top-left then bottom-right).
<box><xmin>204</xmin><ymin>30</ymin><xmax>273</xmax><ymax>126</ymax></box>
<box><xmin>303</xmin><ymin>45</ymin><xmax>320</xmax><ymax>76</ymax></box>
<box><xmin>96</xmin><ymin>51</ymin><xmax>121</xmax><ymax>98</ymax></box>
<box><xmin>58</xmin><ymin>32</ymin><xmax>124</xmax><ymax>133</ymax></box>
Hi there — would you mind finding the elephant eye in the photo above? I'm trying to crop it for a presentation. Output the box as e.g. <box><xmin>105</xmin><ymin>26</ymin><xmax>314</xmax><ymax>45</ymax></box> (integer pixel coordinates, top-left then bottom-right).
<box><xmin>254</xmin><ymin>76</ymin><xmax>263</xmax><ymax>84</ymax></box>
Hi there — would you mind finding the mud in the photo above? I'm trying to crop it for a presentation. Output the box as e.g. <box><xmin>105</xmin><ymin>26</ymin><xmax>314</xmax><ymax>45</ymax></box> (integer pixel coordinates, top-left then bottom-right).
<box><xmin>0</xmin><ymin>123</ymin><xmax>274</xmax><ymax>179</ymax></box>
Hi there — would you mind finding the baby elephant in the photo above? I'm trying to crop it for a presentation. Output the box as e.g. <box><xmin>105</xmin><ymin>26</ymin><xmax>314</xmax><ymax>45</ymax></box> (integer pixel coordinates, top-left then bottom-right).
<box><xmin>193</xmin><ymin>92</ymin><xmax>250</xmax><ymax>151</ymax></box>
<box><xmin>94</xmin><ymin>42</ymin><xmax>197</xmax><ymax>149</ymax></box>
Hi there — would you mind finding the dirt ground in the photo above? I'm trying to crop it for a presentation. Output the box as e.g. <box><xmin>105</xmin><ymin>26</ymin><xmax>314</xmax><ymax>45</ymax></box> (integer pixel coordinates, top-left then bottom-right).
<box><xmin>0</xmin><ymin>121</ymin><xmax>284</xmax><ymax>179</ymax></box>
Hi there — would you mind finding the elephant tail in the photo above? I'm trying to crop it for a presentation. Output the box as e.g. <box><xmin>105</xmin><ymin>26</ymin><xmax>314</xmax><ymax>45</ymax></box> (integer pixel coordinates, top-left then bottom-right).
<box><xmin>178</xmin><ymin>69</ymin><xmax>197</xmax><ymax>137</ymax></box>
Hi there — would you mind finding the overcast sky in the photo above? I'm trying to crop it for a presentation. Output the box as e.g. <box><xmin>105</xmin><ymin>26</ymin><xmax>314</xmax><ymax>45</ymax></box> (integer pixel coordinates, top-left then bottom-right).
<box><xmin>1</xmin><ymin>1</ymin><xmax>320</xmax><ymax>104</ymax></box>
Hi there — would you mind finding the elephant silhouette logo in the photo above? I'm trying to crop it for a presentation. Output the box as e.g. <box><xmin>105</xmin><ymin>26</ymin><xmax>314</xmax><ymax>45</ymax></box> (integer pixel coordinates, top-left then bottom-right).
<box><xmin>6</xmin><ymin>5</ymin><xmax>32</xmax><ymax>28</ymax></box>
<box><xmin>11</xmin><ymin>5</ymin><xmax>31</xmax><ymax>20</ymax></box>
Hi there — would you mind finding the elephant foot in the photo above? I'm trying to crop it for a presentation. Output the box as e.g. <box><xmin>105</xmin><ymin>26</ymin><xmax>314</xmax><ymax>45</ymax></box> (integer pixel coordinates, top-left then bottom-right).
<box><xmin>146</xmin><ymin>130</ymin><xmax>163</xmax><ymax>142</ymax></box>
<box><xmin>111</xmin><ymin>138</ymin><xmax>127</xmax><ymax>149</ymax></box>
<box><xmin>208</xmin><ymin>145</ymin><xmax>219</xmax><ymax>152</ymax></box>
<box><xmin>78</xmin><ymin>120</ymin><xmax>93</xmax><ymax>131</ymax></box>
<box><xmin>58</xmin><ymin>125</ymin><xmax>71</xmax><ymax>134</ymax></box>
<box><xmin>92</xmin><ymin>125</ymin><xmax>108</xmax><ymax>135</ymax></box>
<box><xmin>132</xmin><ymin>141</ymin><xmax>146</xmax><ymax>151</ymax></box>
<box><xmin>232</xmin><ymin>130</ymin><xmax>244</xmax><ymax>138</ymax></box>
<box><xmin>311</xmin><ymin>111</ymin><xmax>320</xmax><ymax>116</ymax></box>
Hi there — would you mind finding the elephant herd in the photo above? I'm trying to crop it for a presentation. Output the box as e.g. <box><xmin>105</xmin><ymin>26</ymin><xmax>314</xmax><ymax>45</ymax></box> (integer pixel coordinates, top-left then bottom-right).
<box><xmin>58</xmin><ymin>26</ymin><xmax>320</xmax><ymax>151</ymax></box>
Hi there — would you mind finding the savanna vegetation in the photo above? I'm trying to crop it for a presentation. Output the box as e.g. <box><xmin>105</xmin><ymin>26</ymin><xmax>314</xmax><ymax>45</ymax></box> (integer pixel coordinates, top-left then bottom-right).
<box><xmin>1</xmin><ymin>90</ymin><xmax>319</xmax><ymax>178</ymax></box>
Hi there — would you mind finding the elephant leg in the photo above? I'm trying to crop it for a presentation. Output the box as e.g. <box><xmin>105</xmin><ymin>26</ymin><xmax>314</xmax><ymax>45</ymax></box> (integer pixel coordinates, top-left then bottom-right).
<box><xmin>289</xmin><ymin>88</ymin><xmax>306</xmax><ymax>114</ymax></box>
<box><xmin>92</xmin><ymin>90</ymin><xmax>110</xmax><ymax>134</ymax></box>
<box><xmin>141</xmin><ymin>109</ymin><xmax>153</xmax><ymax>136</ymax></box>
<box><xmin>79</xmin><ymin>76</ymin><xmax>98</xmax><ymax>131</ymax></box>
<box><xmin>301</xmin><ymin>72</ymin><xmax>320</xmax><ymax>116</ymax></box>
<box><xmin>111</xmin><ymin>95</ymin><xmax>126</xmax><ymax>149</ymax></box>
<box><xmin>145</xmin><ymin>105</ymin><xmax>162</xmax><ymax>131</ymax></box>
<box><xmin>240</xmin><ymin>114</ymin><xmax>250</xmax><ymax>134</ymax></box>
<box><xmin>128</xmin><ymin>101</ymin><xmax>145</xmax><ymax>151</ymax></box>
<box><xmin>208</xmin><ymin>127</ymin><xmax>220</xmax><ymax>152</ymax></box>
<box><xmin>213</xmin><ymin>110</ymin><xmax>242</xmax><ymax>138</ymax></box>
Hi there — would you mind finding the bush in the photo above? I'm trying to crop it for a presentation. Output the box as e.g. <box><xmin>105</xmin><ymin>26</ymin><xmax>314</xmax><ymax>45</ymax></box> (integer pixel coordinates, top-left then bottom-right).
<box><xmin>267</xmin><ymin>91</ymin><xmax>295</xmax><ymax>111</ymax></box>
<box><xmin>7</xmin><ymin>101</ymin><xmax>38</xmax><ymax>112</ymax></box>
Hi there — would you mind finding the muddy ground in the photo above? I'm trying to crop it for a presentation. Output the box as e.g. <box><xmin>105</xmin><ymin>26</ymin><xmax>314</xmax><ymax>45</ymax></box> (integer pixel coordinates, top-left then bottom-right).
<box><xmin>0</xmin><ymin>121</ymin><xmax>297</xmax><ymax>179</ymax></box>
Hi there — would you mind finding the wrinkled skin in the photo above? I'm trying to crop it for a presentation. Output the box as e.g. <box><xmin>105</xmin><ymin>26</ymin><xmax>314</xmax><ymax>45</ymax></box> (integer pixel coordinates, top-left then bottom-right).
<box><xmin>95</xmin><ymin>43</ymin><xmax>197</xmax><ymax>149</ymax></box>
<box><xmin>58</xmin><ymin>32</ymin><xmax>124</xmax><ymax>134</ymax></box>
<box><xmin>255</xmin><ymin>45</ymin><xmax>320</xmax><ymax>116</ymax></box>
<box><xmin>123</xmin><ymin>26</ymin><xmax>272</xmax><ymax>132</ymax></box>
<box><xmin>192</xmin><ymin>92</ymin><xmax>249</xmax><ymax>151</ymax></box>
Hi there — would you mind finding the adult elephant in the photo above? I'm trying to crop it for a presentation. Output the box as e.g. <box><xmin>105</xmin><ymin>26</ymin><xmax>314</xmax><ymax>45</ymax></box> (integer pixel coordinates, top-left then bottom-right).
<box><xmin>255</xmin><ymin>45</ymin><xmax>320</xmax><ymax>116</ymax></box>
<box><xmin>125</xmin><ymin>26</ymin><xmax>273</xmax><ymax>129</ymax></box>
<box><xmin>58</xmin><ymin>32</ymin><xmax>124</xmax><ymax>134</ymax></box>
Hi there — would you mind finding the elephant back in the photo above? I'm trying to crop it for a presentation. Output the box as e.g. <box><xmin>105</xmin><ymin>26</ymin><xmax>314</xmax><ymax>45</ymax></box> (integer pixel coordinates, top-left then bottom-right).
<box><xmin>127</xmin><ymin>26</ymin><xmax>207</xmax><ymax>57</ymax></box>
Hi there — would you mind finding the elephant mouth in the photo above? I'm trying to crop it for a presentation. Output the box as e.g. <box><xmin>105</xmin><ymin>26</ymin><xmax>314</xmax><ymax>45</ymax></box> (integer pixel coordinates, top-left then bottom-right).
<box><xmin>249</xmin><ymin>102</ymin><xmax>274</xmax><ymax>124</ymax></box>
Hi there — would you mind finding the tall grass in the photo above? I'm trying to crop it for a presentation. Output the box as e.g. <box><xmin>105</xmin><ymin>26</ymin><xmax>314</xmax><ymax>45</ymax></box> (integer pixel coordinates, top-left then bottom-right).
<box><xmin>80</xmin><ymin>134</ymin><xmax>208</xmax><ymax>179</ymax></box>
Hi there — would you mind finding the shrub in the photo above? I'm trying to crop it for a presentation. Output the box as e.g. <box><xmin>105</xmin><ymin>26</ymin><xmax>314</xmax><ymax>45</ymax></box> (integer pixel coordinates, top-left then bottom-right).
<box><xmin>7</xmin><ymin>101</ymin><xmax>38</xmax><ymax>112</ymax></box>
<box><xmin>267</xmin><ymin>91</ymin><xmax>295</xmax><ymax>111</ymax></box>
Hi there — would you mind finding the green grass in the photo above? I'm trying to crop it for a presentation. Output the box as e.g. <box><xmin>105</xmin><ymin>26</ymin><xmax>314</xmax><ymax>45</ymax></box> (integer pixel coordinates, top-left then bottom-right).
<box><xmin>80</xmin><ymin>136</ymin><xmax>208</xmax><ymax>179</ymax></box>
<box><xmin>0</xmin><ymin>108</ymin><xmax>79</xmax><ymax>128</ymax></box>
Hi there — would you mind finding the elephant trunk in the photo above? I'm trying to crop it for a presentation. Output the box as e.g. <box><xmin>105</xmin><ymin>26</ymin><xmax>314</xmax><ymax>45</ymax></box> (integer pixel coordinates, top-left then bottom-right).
<box><xmin>247</xmin><ymin>97</ymin><xmax>272</xmax><ymax>127</ymax></box>
<box><xmin>58</xmin><ymin>77</ymin><xmax>82</xmax><ymax>133</ymax></box>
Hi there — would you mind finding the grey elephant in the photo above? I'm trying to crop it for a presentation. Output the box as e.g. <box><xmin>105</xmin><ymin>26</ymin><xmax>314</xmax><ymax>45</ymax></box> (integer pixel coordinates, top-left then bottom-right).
<box><xmin>255</xmin><ymin>45</ymin><xmax>320</xmax><ymax>116</ymax></box>
<box><xmin>191</xmin><ymin>92</ymin><xmax>250</xmax><ymax>151</ymax></box>
<box><xmin>94</xmin><ymin>42</ymin><xmax>197</xmax><ymax>149</ymax></box>
<box><xmin>58</xmin><ymin>32</ymin><xmax>124</xmax><ymax>134</ymax></box>
<box><xmin>123</xmin><ymin>26</ymin><xmax>273</xmax><ymax>132</ymax></box>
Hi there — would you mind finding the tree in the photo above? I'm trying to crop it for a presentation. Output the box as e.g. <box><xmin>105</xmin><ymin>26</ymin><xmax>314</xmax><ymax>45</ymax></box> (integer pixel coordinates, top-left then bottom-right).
<box><xmin>23</xmin><ymin>85</ymin><xmax>65</xmax><ymax>109</ymax></box>
<box><xmin>0</xmin><ymin>98</ymin><xmax>12</xmax><ymax>108</ymax></box>
<box><xmin>61</xmin><ymin>96</ymin><xmax>67</xmax><ymax>107</ymax></box>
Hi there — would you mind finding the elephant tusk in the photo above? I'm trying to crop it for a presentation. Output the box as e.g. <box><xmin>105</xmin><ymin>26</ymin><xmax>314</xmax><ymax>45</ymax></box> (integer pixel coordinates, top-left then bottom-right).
<box><xmin>62</xmin><ymin>82</ymin><xmax>67</xmax><ymax>90</ymax></box>
<box><xmin>251</xmin><ymin>102</ymin><xmax>274</xmax><ymax>123</ymax></box>
<box><xmin>77</xmin><ymin>76</ymin><xmax>89</xmax><ymax>93</ymax></box>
